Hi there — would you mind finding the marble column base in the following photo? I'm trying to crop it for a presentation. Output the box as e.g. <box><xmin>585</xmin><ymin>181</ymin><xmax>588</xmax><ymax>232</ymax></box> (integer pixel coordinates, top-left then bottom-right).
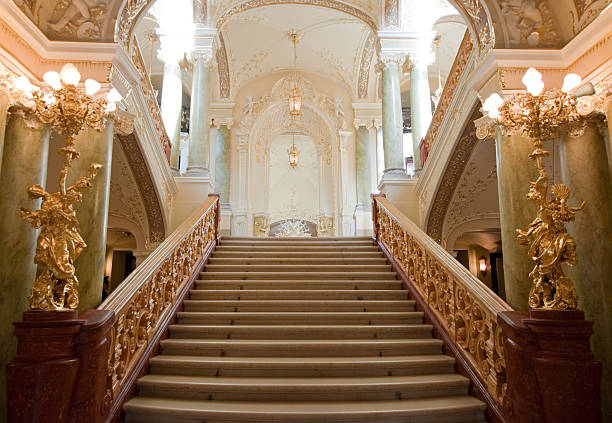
<box><xmin>378</xmin><ymin>174</ymin><xmax>420</xmax><ymax>224</ymax></box>
<box><xmin>170</xmin><ymin>176</ymin><xmax>213</xmax><ymax>232</ymax></box>
<box><xmin>184</xmin><ymin>166</ymin><xmax>211</xmax><ymax>178</ymax></box>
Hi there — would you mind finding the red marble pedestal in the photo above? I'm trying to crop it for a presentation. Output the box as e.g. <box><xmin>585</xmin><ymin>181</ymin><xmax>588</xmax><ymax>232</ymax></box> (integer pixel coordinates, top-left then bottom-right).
<box><xmin>6</xmin><ymin>309</ymin><xmax>114</xmax><ymax>423</ymax></box>
<box><xmin>498</xmin><ymin>310</ymin><xmax>602</xmax><ymax>423</ymax></box>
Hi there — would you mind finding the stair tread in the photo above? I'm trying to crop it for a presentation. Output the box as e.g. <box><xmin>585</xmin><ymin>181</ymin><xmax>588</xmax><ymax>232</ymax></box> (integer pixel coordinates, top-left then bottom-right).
<box><xmin>138</xmin><ymin>373</ymin><xmax>469</xmax><ymax>386</ymax></box>
<box><xmin>161</xmin><ymin>339</ymin><xmax>442</xmax><ymax>345</ymax></box>
<box><xmin>150</xmin><ymin>355</ymin><xmax>455</xmax><ymax>364</ymax></box>
<box><xmin>125</xmin><ymin>395</ymin><xmax>485</xmax><ymax>414</ymax></box>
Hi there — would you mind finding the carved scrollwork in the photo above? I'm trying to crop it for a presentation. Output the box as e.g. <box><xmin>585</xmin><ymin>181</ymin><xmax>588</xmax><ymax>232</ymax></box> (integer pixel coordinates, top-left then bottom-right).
<box><xmin>375</xmin><ymin>197</ymin><xmax>509</xmax><ymax>406</ymax></box>
<box><xmin>100</xmin><ymin>198</ymin><xmax>217</xmax><ymax>400</ymax></box>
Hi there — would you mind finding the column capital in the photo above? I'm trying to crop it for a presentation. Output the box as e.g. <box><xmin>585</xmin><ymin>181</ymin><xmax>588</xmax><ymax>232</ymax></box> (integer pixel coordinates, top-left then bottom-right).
<box><xmin>190</xmin><ymin>25</ymin><xmax>216</xmax><ymax>65</ymax></box>
<box><xmin>213</xmin><ymin>117</ymin><xmax>234</xmax><ymax>129</ymax></box>
<box><xmin>379</xmin><ymin>53</ymin><xmax>406</xmax><ymax>67</ymax></box>
<box><xmin>353</xmin><ymin>119</ymin><xmax>370</xmax><ymax>129</ymax></box>
<box><xmin>373</xmin><ymin>118</ymin><xmax>383</xmax><ymax>129</ymax></box>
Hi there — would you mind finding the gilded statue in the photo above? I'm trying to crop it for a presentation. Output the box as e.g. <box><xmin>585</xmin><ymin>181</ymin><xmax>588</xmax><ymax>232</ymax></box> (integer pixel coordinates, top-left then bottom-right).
<box><xmin>516</xmin><ymin>145</ymin><xmax>584</xmax><ymax>310</ymax></box>
<box><xmin>21</xmin><ymin>159</ymin><xmax>101</xmax><ymax>310</ymax></box>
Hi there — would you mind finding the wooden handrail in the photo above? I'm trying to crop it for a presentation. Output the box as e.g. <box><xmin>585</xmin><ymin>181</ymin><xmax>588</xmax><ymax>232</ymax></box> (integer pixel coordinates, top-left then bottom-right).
<box><xmin>374</xmin><ymin>196</ymin><xmax>511</xmax><ymax>407</ymax></box>
<box><xmin>98</xmin><ymin>195</ymin><xmax>219</xmax><ymax>405</ymax></box>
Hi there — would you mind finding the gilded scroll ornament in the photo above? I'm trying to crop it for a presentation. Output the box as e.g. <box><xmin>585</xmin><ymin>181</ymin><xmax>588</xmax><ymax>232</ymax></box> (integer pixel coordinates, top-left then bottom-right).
<box><xmin>14</xmin><ymin>64</ymin><xmax>120</xmax><ymax>311</ymax></box>
<box><xmin>481</xmin><ymin>69</ymin><xmax>598</xmax><ymax>310</ymax></box>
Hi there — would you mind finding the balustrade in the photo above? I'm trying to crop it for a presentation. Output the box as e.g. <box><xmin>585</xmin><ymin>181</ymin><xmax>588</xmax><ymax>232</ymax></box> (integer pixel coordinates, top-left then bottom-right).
<box><xmin>373</xmin><ymin>196</ymin><xmax>511</xmax><ymax>407</ymax></box>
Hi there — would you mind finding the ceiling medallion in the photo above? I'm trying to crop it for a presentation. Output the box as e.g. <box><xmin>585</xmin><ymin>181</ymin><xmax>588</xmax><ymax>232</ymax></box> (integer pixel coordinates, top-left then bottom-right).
<box><xmin>287</xmin><ymin>30</ymin><xmax>303</xmax><ymax>117</ymax></box>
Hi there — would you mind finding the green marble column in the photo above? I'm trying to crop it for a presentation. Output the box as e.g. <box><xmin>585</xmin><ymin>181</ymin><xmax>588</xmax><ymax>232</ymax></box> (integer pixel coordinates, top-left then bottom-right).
<box><xmin>559</xmin><ymin>119</ymin><xmax>612</xmax><ymax>419</ymax></box>
<box><xmin>0</xmin><ymin>110</ymin><xmax>49</xmax><ymax>422</ymax></box>
<box><xmin>355</xmin><ymin>126</ymin><xmax>372</xmax><ymax>205</ymax></box>
<box><xmin>381</xmin><ymin>57</ymin><xmax>404</xmax><ymax>171</ymax></box>
<box><xmin>409</xmin><ymin>57</ymin><xmax>432</xmax><ymax>170</ymax></box>
<box><xmin>70</xmin><ymin>121</ymin><xmax>114</xmax><ymax>311</ymax></box>
<box><xmin>161</xmin><ymin>61</ymin><xmax>183</xmax><ymax>171</ymax></box>
<box><xmin>495</xmin><ymin>130</ymin><xmax>538</xmax><ymax>310</ymax></box>
<box><xmin>186</xmin><ymin>55</ymin><xmax>211</xmax><ymax>176</ymax></box>
<box><xmin>215</xmin><ymin>124</ymin><xmax>230</xmax><ymax>203</ymax></box>
<box><xmin>0</xmin><ymin>90</ymin><xmax>9</xmax><ymax>173</ymax></box>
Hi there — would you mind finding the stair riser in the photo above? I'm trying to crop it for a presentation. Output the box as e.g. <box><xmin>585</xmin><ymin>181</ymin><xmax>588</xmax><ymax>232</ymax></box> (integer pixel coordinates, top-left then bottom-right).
<box><xmin>137</xmin><ymin>381</ymin><xmax>470</xmax><ymax>402</ymax></box>
<box><xmin>160</xmin><ymin>341</ymin><xmax>443</xmax><ymax>357</ymax></box>
<box><xmin>168</xmin><ymin>326</ymin><xmax>432</xmax><ymax>340</ymax></box>
<box><xmin>215</xmin><ymin>246</ymin><xmax>379</xmax><ymax>252</ymax></box>
<box><xmin>189</xmin><ymin>290</ymin><xmax>410</xmax><ymax>300</ymax></box>
<box><xmin>203</xmin><ymin>265</ymin><xmax>392</xmax><ymax>273</ymax></box>
<box><xmin>199</xmin><ymin>273</ymin><xmax>398</xmax><ymax>280</ymax></box>
<box><xmin>150</xmin><ymin>361</ymin><xmax>456</xmax><ymax>378</ymax></box>
<box><xmin>182</xmin><ymin>302</ymin><xmax>415</xmax><ymax>312</ymax></box>
<box><xmin>212</xmin><ymin>252</ymin><xmax>384</xmax><ymax>259</ymax></box>
<box><xmin>208</xmin><ymin>258</ymin><xmax>389</xmax><ymax>265</ymax></box>
<box><xmin>194</xmin><ymin>281</ymin><xmax>403</xmax><ymax>290</ymax></box>
<box><xmin>177</xmin><ymin>314</ymin><xmax>424</xmax><ymax>326</ymax></box>
<box><xmin>219</xmin><ymin>241</ymin><xmax>376</xmax><ymax>247</ymax></box>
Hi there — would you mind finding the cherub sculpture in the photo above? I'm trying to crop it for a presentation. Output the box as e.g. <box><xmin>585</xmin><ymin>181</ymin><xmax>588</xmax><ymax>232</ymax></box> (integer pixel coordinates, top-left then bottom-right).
<box><xmin>20</xmin><ymin>153</ymin><xmax>101</xmax><ymax>311</ymax></box>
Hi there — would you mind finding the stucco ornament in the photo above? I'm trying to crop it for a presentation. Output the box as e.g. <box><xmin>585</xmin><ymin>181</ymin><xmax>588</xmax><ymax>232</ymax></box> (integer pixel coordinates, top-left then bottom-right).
<box><xmin>499</xmin><ymin>0</ymin><xmax>561</xmax><ymax>47</ymax></box>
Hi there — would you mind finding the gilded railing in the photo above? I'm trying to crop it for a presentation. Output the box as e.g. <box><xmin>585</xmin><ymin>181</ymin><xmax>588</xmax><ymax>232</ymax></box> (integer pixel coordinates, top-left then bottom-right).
<box><xmin>98</xmin><ymin>195</ymin><xmax>218</xmax><ymax>401</ymax></box>
<box><xmin>422</xmin><ymin>31</ymin><xmax>473</xmax><ymax>152</ymax></box>
<box><xmin>374</xmin><ymin>196</ymin><xmax>511</xmax><ymax>405</ymax></box>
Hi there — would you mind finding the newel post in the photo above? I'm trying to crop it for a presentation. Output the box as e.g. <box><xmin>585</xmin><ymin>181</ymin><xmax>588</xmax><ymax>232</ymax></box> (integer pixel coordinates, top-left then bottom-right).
<box><xmin>371</xmin><ymin>193</ymin><xmax>386</xmax><ymax>242</ymax></box>
<box><xmin>6</xmin><ymin>309</ymin><xmax>114</xmax><ymax>423</ymax></box>
<box><xmin>498</xmin><ymin>310</ymin><xmax>602</xmax><ymax>423</ymax></box>
<box><xmin>208</xmin><ymin>193</ymin><xmax>221</xmax><ymax>241</ymax></box>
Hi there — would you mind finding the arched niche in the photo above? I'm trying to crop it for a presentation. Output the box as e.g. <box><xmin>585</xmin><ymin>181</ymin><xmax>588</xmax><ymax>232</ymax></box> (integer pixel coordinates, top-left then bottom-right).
<box><xmin>247</xmin><ymin>100</ymin><xmax>337</xmax><ymax>230</ymax></box>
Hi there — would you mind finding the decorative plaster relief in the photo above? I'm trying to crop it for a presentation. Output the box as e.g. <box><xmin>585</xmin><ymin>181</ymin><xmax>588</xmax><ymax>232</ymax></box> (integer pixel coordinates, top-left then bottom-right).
<box><xmin>426</xmin><ymin>106</ymin><xmax>481</xmax><ymax>243</ymax></box>
<box><xmin>14</xmin><ymin>0</ymin><xmax>121</xmax><ymax>42</ymax></box>
<box><xmin>357</xmin><ymin>31</ymin><xmax>375</xmax><ymax>99</ymax></box>
<box><xmin>571</xmin><ymin>0</ymin><xmax>610</xmax><ymax>35</ymax></box>
<box><xmin>497</xmin><ymin>0</ymin><xmax>561</xmax><ymax>47</ymax></box>
<box><xmin>116</xmin><ymin>133</ymin><xmax>166</xmax><ymax>244</ymax></box>
<box><xmin>216</xmin><ymin>32</ymin><xmax>231</xmax><ymax>98</ymax></box>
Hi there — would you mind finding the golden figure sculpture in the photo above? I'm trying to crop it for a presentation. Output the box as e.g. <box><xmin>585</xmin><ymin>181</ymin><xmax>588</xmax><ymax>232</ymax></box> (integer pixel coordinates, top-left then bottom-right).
<box><xmin>21</xmin><ymin>160</ymin><xmax>101</xmax><ymax>310</ymax></box>
<box><xmin>15</xmin><ymin>65</ymin><xmax>114</xmax><ymax>310</ymax></box>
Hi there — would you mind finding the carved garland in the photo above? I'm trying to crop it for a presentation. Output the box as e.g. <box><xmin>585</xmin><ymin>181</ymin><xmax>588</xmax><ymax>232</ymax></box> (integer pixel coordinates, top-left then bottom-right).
<box><xmin>357</xmin><ymin>31</ymin><xmax>376</xmax><ymax>99</ymax></box>
<box><xmin>376</xmin><ymin>197</ymin><xmax>509</xmax><ymax>405</ymax></box>
<box><xmin>99</xmin><ymin>198</ymin><xmax>217</xmax><ymax>400</ymax></box>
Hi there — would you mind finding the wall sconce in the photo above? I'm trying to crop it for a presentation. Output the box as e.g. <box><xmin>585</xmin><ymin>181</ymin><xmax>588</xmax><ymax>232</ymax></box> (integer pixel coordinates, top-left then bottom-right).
<box><xmin>479</xmin><ymin>256</ymin><xmax>487</xmax><ymax>274</ymax></box>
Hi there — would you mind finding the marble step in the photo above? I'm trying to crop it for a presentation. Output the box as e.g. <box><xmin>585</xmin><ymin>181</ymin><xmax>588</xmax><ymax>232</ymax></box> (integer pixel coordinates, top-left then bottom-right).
<box><xmin>194</xmin><ymin>280</ymin><xmax>403</xmax><ymax>290</ymax></box>
<box><xmin>182</xmin><ymin>300</ymin><xmax>415</xmax><ymax>312</ymax></box>
<box><xmin>189</xmin><ymin>289</ymin><xmax>410</xmax><ymax>300</ymax></box>
<box><xmin>124</xmin><ymin>396</ymin><xmax>486</xmax><ymax>423</ymax></box>
<box><xmin>207</xmin><ymin>257</ymin><xmax>389</xmax><ymax>265</ymax></box>
<box><xmin>159</xmin><ymin>338</ymin><xmax>443</xmax><ymax>357</ymax></box>
<box><xmin>135</xmin><ymin>374</ymin><xmax>471</xmax><ymax>402</ymax></box>
<box><xmin>198</xmin><ymin>272</ymin><xmax>397</xmax><ymax>280</ymax></box>
<box><xmin>222</xmin><ymin>236</ymin><xmax>373</xmax><ymax>242</ymax></box>
<box><xmin>176</xmin><ymin>311</ymin><xmax>424</xmax><ymax>326</ymax></box>
<box><xmin>219</xmin><ymin>240</ymin><xmax>375</xmax><ymax>247</ymax></box>
<box><xmin>215</xmin><ymin>245</ymin><xmax>380</xmax><ymax>252</ymax></box>
<box><xmin>148</xmin><ymin>355</ymin><xmax>456</xmax><ymax>378</ymax></box>
<box><xmin>167</xmin><ymin>324</ymin><xmax>432</xmax><ymax>340</ymax></box>
<box><xmin>211</xmin><ymin>251</ymin><xmax>384</xmax><ymax>259</ymax></box>
<box><xmin>203</xmin><ymin>264</ymin><xmax>393</xmax><ymax>273</ymax></box>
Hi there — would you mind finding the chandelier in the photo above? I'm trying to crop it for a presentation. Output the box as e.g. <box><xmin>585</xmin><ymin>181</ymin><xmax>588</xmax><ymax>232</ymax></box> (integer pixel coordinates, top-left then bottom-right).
<box><xmin>287</xmin><ymin>133</ymin><xmax>299</xmax><ymax>168</ymax></box>
<box><xmin>288</xmin><ymin>31</ymin><xmax>302</xmax><ymax>117</ymax></box>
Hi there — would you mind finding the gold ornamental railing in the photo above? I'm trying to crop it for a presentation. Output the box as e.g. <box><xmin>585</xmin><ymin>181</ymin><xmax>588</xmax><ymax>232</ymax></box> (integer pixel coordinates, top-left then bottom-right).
<box><xmin>98</xmin><ymin>195</ymin><xmax>219</xmax><ymax>402</ymax></box>
<box><xmin>374</xmin><ymin>196</ymin><xmax>511</xmax><ymax>405</ymax></box>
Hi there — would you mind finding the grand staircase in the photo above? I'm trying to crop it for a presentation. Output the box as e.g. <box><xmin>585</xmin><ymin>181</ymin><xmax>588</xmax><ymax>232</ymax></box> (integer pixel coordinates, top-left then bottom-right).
<box><xmin>123</xmin><ymin>237</ymin><xmax>486</xmax><ymax>422</ymax></box>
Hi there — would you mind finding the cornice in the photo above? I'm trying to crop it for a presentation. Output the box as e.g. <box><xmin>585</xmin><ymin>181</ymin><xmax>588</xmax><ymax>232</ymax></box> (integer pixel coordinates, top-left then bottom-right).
<box><xmin>0</xmin><ymin>1</ymin><xmax>116</xmax><ymax>82</ymax></box>
<box><xmin>468</xmin><ymin>6</ymin><xmax>612</xmax><ymax>93</ymax></box>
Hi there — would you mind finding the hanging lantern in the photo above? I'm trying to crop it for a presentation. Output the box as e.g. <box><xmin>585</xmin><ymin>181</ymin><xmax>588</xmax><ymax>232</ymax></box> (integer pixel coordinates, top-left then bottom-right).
<box><xmin>288</xmin><ymin>134</ymin><xmax>299</xmax><ymax>168</ymax></box>
<box><xmin>288</xmin><ymin>31</ymin><xmax>303</xmax><ymax>117</ymax></box>
<box><xmin>289</xmin><ymin>86</ymin><xmax>302</xmax><ymax>117</ymax></box>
